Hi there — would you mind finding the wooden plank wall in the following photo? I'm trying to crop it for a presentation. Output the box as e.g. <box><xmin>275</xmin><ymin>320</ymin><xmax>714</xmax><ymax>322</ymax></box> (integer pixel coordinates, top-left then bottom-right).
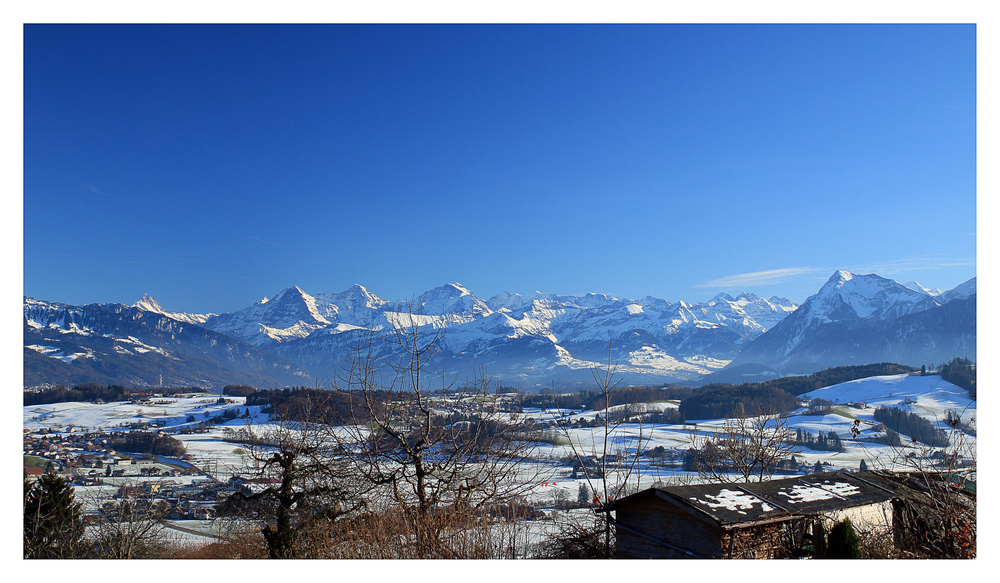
<box><xmin>614</xmin><ymin>500</ymin><xmax>722</xmax><ymax>559</ymax></box>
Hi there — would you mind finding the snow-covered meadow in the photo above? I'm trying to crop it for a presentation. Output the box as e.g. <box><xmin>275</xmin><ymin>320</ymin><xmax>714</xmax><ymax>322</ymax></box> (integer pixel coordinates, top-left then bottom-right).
<box><xmin>24</xmin><ymin>374</ymin><xmax>975</xmax><ymax>514</ymax></box>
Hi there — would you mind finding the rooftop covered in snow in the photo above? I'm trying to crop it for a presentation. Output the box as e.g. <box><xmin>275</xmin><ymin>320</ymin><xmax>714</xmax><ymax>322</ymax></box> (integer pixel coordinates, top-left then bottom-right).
<box><xmin>602</xmin><ymin>470</ymin><xmax>896</xmax><ymax>527</ymax></box>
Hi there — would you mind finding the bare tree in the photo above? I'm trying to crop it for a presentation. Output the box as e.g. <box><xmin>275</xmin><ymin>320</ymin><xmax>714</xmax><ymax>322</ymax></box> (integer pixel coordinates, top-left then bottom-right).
<box><xmin>856</xmin><ymin>402</ymin><xmax>976</xmax><ymax>558</ymax></box>
<box><xmin>331</xmin><ymin>308</ymin><xmax>540</xmax><ymax>558</ymax></box>
<box><xmin>688</xmin><ymin>400</ymin><xmax>798</xmax><ymax>483</ymax></box>
<box><xmin>541</xmin><ymin>343</ymin><xmax>652</xmax><ymax>558</ymax></box>
<box><xmin>87</xmin><ymin>492</ymin><xmax>169</xmax><ymax>559</ymax></box>
<box><xmin>225</xmin><ymin>398</ymin><xmax>355</xmax><ymax>558</ymax></box>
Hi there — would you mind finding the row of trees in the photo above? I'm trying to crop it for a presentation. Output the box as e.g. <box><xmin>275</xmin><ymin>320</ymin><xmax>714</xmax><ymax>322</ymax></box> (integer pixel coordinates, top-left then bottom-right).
<box><xmin>24</xmin><ymin>382</ymin><xmax>222</xmax><ymax>406</ymax></box>
<box><xmin>873</xmin><ymin>406</ymin><xmax>950</xmax><ymax>448</ymax></box>
<box><xmin>108</xmin><ymin>431</ymin><xmax>186</xmax><ymax>457</ymax></box>
<box><xmin>23</xmin><ymin>383</ymin><xmax>128</xmax><ymax>406</ymax></box>
<box><xmin>677</xmin><ymin>384</ymin><xmax>801</xmax><ymax>420</ymax></box>
<box><xmin>793</xmin><ymin>428</ymin><xmax>845</xmax><ymax>452</ymax></box>
<box><xmin>939</xmin><ymin>357</ymin><xmax>976</xmax><ymax>399</ymax></box>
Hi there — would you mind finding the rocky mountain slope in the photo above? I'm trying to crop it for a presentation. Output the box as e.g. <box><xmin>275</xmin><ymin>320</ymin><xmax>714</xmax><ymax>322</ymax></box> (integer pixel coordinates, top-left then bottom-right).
<box><xmin>23</xmin><ymin>297</ymin><xmax>311</xmax><ymax>389</ymax></box>
<box><xmin>196</xmin><ymin>283</ymin><xmax>798</xmax><ymax>387</ymax></box>
<box><xmin>23</xmin><ymin>271</ymin><xmax>975</xmax><ymax>390</ymax></box>
<box><xmin>726</xmin><ymin>271</ymin><xmax>976</xmax><ymax>377</ymax></box>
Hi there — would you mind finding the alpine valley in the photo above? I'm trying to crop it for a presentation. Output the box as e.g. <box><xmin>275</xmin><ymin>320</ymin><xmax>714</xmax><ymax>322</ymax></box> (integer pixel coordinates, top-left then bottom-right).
<box><xmin>23</xmin><ymin>271</ymin><xmax>976</xmax><ymax>391</ymax></box>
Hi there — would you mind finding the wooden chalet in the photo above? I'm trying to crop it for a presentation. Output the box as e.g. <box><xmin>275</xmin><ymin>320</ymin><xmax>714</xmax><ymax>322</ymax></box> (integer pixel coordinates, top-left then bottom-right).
<box><xmin>601</xmin><ymin>470</ymin><xmax>898</xmax><ymax>559</ymax></box>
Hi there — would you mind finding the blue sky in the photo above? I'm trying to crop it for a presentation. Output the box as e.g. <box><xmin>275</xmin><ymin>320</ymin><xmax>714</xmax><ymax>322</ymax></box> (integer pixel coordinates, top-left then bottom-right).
<box><xmin>23</xmin><ymin>23</ymin><xmax>977</xmax><ymax>313</ymax></box>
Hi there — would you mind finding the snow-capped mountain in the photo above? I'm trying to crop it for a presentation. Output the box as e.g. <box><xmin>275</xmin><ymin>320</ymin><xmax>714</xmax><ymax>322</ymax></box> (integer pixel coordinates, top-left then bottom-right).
<box><xmin>727</xmin><ymin>271</ymin><xmax>976</xmax><ymax>375</ymax></box>
<box><xmin>204</xmin><ymin>286</ymin><xmax>339</xmax><ymax>346</ymax></box>
<box><xmin>24</xmin><ymin>297</ymin><xmax>311</xmax><ymax>389</ymax></box>
<box><xmin>902</xmin><ymin>281</ymin><xmax>943</xmax><ymax>297</ymax></box>
<box><xmin>132</xmin><ymin>293</ymin><xmax>215</xmax><ymax>325</ymax></box>
<box><xmin>23</xmin><ymin>271</ymin><xmax>975</xmax><ymax>390</ymax></box>
<box><xmin>939</xmin><ymin>276</ymin><xmax>977</xmax><ymax>303</ymax></box>
<box><xmin>191</xmin><ymin>283</ymin><xmax>797</xmax><ymax>387</ymax></box>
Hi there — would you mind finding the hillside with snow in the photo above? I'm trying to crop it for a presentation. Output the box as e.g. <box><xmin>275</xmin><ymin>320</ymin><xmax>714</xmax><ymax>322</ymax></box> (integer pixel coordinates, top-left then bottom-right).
<box><xmin>23</xmin><ymin>297</ymin><xmax>312</xmax><ymax>389</ymax></box>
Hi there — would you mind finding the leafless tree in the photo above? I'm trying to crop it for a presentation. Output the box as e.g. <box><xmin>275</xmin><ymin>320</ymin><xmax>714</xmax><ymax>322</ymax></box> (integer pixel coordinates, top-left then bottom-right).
<box><xmin>87</xmin><ymin>493</ymin><xmax>169</xmax><ymax>559</ymax></box>
<box><xmin>540</xmin><ymin>343</ymin><xmax>652</xmax><ymax>558</ymax></box>
<box><xmin>329</xmin><ymin>308</ymin><xmax>540</xmax><ymax>558</ymax></box>
<box><xmin>688</xmin><ymin>400</ymin><xmax>798</xmax><ymax>483</ymax></box>
<box><xmin>856</xmin><ymin>402</ymin><xmax>976</xmax><ymax>558</ymax></box>
<box><xmin>225</xmin><ymin>398</ymin><xmax>355</xmax><ymax>558</ymax></box>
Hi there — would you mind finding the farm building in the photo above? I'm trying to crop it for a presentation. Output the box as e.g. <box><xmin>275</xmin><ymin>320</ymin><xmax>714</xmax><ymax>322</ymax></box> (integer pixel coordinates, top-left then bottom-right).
<box><xmin>601</xmin><ymin>470</ymin><xmax>900</xmax><ymax>559</ymax></box>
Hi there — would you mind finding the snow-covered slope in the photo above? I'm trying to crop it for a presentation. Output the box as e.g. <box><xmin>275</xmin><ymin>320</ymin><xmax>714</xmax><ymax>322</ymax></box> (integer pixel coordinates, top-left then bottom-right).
<box><xmin>800</xmin><ymin>374</ymin><xmax>975</xmax><ymax>420</ymax></box>
<box><xmin>133</xmin><ymin>294</ymin><xmax>215</xmax><ymax>325</ymax></box>
<box><xmin>23</xmin><ymin>297</ymin><xmax>311</xmax><ymax>389</ymax></box>
<box><xmin>939</xmin><ymin>276</ymin><xmax>977</xmax><ymax>303</ymax></box>
<box><xmin>903</xmin><ymin>281</ymin><xmax>943</xmax><ymax>297</ymax></box>
<box><xmin>192</xmin><ymin>283</ymin><xmax>798</xmax><ymax>387</ymax></box>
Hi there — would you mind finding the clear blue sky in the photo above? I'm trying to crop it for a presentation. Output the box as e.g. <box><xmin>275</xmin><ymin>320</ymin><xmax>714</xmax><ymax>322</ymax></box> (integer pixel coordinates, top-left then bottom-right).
<box><xmin>23</xmin><ymin>24</ymin><xmax>977</xmax><ymax>314</ymax></box>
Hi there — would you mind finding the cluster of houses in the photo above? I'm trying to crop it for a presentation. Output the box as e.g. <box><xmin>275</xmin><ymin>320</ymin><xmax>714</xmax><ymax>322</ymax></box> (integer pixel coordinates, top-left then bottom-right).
<box><xmin>23</xmin><ymin>427</ymin><xmax>200</xmax><ymax>478</ymax></box>
<box><xmin>25</xmin><ymin>427</ymin><xmax>122</xmax><ymax>476</ymax></box>
<box><xmin>97</xmin><ymin>478</ymin><xmax>231</xmax><ymax>521</ymax></box>
<box><xmin>24</xmin><ymin>426</ymin><xmax>231</xmax><ymax>522</ymax></box>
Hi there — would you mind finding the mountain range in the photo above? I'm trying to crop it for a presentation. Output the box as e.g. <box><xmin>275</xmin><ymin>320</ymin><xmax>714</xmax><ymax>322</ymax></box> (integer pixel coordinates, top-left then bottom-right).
<box><xmin>23</xmin><ymin>271</ymin><xmax>975</xmax><ymax>390</ymax></box>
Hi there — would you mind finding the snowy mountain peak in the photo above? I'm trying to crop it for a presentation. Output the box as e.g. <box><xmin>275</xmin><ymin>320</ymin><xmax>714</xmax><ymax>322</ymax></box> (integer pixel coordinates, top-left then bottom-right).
<box><xmin>485</xmin><ymin>291</ymin><xmax>525</xmax><ymax>312</ymax></box>
<box><xmin>903</xmin><ymin>281</ymin><xmax>943</xmax><ymax>296</ymax></box>
<box><xmin>809</xmin><ymin>271</ymin><xmax>933</xmax><ymax>322</ymax></box>
<box><xmin>272</xmin><ymin>285</ymin><xmax>308</xmax><ymax>301</ymax></box>
<box><xmin>411</xmin><ymin>283</ymin><xmax>490</xmax><ymax>317</ymax></box>
<box><xmin>133</xmin><ymin>293</ymin><xmax>164</xmax><ymax>313</ymax></box>
<box><xmin>340</xmin><ymin>284</ymin><xmax>387</xmax><ymax>306</ymax></box>
<box><xmin>129</xmin><ymin>293</ymin><xmax>214</xmax><ymax>325</ymax></box>
<box><xmin>254</xmin><ymin>286</ymin><xmax>330</xmax><ymax>328</ymax></box>
<box><xmin>710</xmin><ymin>292</ymin><xmax>735</xmax><ymax>304</ymax></box>
<box><xmin>828</xmin><ymin>269</ymin><xmax>855</xmax><ymax>287</ymax></box>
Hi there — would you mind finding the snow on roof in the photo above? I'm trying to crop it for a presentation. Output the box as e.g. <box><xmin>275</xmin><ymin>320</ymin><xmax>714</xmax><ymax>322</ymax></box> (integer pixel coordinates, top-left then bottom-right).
<box><xmin>605</xmin><ymin>471</ymin><xmax>896</xmax><ymax>526</ymax></box>
<box><xmin>695</xmin><ymin>488</ymin><xmax>775</xmax><ymax>516</ymax></box>
<box><xmin>776</xmin><ymin>481</ymin><xmax>860</xmax><ymax>504</ymax></box>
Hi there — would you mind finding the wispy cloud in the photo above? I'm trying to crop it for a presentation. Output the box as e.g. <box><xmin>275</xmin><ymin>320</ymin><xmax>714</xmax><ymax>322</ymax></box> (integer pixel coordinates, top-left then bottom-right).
<box><xmin>84</xmin><ymin>184</ymin><xmax>129</xmax><ymax>200</ymax></box>
<box><xmin>250</xmin><ymin>236</ymin><xmax>279</xmax><ymax>246</ymax></box>
<box><xmin>699</xmin><ymin>255</ymin><xmax>976</xmax><ymax>291</ymax></box>
<box><xmin>698</xmin><ymin>267</ymin><xmax>827</xmax><ymax>288</ymax></box>
<box><xmin>847</xmin><ymin>255</ymin><xmax>976</xmax><ymax>276</ymax></box>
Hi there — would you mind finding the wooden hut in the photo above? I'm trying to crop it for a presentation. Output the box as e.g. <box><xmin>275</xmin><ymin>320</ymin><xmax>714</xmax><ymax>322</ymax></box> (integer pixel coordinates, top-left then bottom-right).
<box><xmin>601</xmin><ymin>470</ymin><xmax>898</xmax><ymax>558</ymax></box>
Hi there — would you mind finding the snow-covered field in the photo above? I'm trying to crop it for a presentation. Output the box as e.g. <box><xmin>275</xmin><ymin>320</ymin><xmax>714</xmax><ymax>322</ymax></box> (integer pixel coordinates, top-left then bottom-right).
<box><xmin>520</xmin><ymin>374</ymin><xmax>975</xmax><ymax>477</ymax></box>
<box><xmin>800</xmin><ymin>373</ymin><xmax>976</xmax><ymax>423</ymax></box>
<box><xmin>24</xmin><ymin>374</ymin><xmax>975</xmax><ymax>515</ymax></box>
<box><xmin>23</xmin><ymin>395</ymin><xmax>251</xmax><ymax>433</ymax></box>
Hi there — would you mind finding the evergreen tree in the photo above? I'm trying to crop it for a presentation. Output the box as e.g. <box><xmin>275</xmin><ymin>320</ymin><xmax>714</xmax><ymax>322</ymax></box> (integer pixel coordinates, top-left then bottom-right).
<box><xmin>577</xmin><ymin>482</ymin><xmax>591</xmax><ymax>507</ymax></box>
<box><xmin>858</xmin><ymin>459</ymin><xmax>868</xmax><ymax>472</ymax></box>
<box><xmin>825</xmin><ymin>518</ymin><xmax>861</xmax><ymax>558</ymax></box>
<box><xmin>828</xmin><ymin>431</ymin><xmax>843</xmax><ymax>452</ymax></box>
<box><xmin>24</xmin><ymin>472</ymin><xmax>84</xmax><ymax>559</ymax></box>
